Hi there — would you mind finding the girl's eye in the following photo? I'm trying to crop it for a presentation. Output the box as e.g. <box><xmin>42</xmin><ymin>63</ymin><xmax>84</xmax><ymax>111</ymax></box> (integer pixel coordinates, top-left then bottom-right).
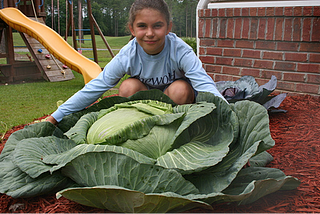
<box><xmin>137</xmin><ymin>24</ymin><xmax>146</xmax><ymax>28</ymax></box>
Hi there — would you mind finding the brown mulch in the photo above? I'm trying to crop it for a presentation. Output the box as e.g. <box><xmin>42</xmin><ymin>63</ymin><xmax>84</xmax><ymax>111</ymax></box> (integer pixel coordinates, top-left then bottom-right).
<box><xmin>0</xmin><ymin>95</ymin><xmax>319</xmax><ymax>213</ymax></box>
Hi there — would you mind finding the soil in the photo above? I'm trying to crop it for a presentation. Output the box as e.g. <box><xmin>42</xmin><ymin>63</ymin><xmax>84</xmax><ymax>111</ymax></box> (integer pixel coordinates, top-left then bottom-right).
<box><xmin>0</xmin><ymin>95</ymin><xmax>319</xmax><ymax>213</ymax></box>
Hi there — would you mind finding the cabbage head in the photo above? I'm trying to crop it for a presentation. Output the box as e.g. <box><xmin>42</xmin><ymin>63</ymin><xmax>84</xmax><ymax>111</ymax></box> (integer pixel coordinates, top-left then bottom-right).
<box><xmin>0</xmin><ymin>90</ymin><xmax>300</xmax><ymax>213</ymax></box>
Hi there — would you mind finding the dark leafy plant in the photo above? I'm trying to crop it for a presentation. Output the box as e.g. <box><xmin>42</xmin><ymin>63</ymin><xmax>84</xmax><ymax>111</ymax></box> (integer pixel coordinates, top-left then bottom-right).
<box><xmin>216</xmin><ymin>75</ymin><xmax>287</xmax><ymax>112</ymax></box>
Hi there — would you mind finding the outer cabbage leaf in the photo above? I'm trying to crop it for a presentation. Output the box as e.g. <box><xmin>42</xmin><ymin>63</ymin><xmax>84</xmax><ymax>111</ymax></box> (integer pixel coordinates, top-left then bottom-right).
<box><xmin>156</xmin><ymin>141</ymin><xmax>230</xmax><ymax>174</ymax></box>
<box><xmin>0</xmin><ymin>159</ymin><xmax>74</xmax><ymax>198</ymax></box>
<box><xmin>191</xmin><ymin>167</ymin><xmax>300</xmax><ymax>205</ymax></box>
<box><xmin>0</xmin><ymin>122</ymin><xmax>63</xmax><ymax>161</ymax></box>
<box><xmin>64</xmin><ymin>112</ymin><xmax>99</xmax><ymax>144</ymax></box>
<box><xmin>12</xmin><ymin>136</ymin><xmax>76</xmax><ymax>178</ymax></box>
<box><xmin>43</xmin><ymin>144</ymin><xmax>155</xmax><ymax>173</ymax></box>
<box><xmin>60</xmin><ymin>151</ymin><xmax>199</xmax><ymax>196</ymax></box>
<box><xmin>57</xmin><ymin>186</ymin><xmax>212</xmax><ymax>213</ymax></box>
<box><xmin>185</xmin><ymin>99</ymin><xmax>275</xmax><ymax>193</ymax></box>
<box><xmin>232</xmin><ymin>100</ymin><xmax>275</xmax><ymax>154</ymax></box>
<box><xmin>156</xmin><ymin>94</ymin><xmax>236</xmax><ymax>174</ymax></box>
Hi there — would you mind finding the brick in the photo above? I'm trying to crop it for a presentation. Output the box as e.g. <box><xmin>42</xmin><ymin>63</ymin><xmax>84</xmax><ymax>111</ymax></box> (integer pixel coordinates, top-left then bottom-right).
<box><xmin>242</xmin><ymin>8</ymin><xmax>249</xmax><ymax>16</ymax></box>
<box><xmin>292</xmin><ymin>18</ymin><xmax>301</xmax><ymax>41</ymax></box>
<box><xmin>205</xmin><ymin>64</ymin><xmax>222</xmax><ymax>73</ymax></box>
<box><xmin>234</xmin><ymin>58</ymin><xmax>253</xmax><ymax>67</ymax></box>
<box><xmin>198</xmin><ymin>9</ymin><xmax>204</xmax><ymax>18</ymax></box>
<box><xmin>253</xmin><ymin>59</ymin><xmax>274</xmax><ymax>69</ymax></box>
<box><xmin>212</xmin><ymin>18</ymin><xmax>218</xmax><ymax>38</ymax></box>
<box><xmin>198</xmin><ymin>18</ymin><xmax>205</xmax><ymax>38</ymax></box>
<box><xmin>277</xmin><ymin>42</ymin><xmax>299</xmax><ymax>51</ymax></box>
<box><xmin>263</xmin><ymin>51</ymin><xmax>283</xmax><ymax>60</ymax></box>
<box><xmin>277</xmin><ymin>81</ymin><xmax>295</xmax><ymax>91</ymax></box>
<box><xmin>207</xmin><ymin>47</ymin><xmax>223</xmax><ymax>56</ymax></box>
<box><xmin>226</xmin><ymin>18</ymin><xmax>234</xmax><ymax>39</ymax></box>
<box><xmin>309</xmin><ymin>53</ymin><xmax>320</xmax><ymax>63</ymax></box>
<box><xmin>212</xmin><ymin>9</ymin><xmax>218</xmax><ymax>17</ymax></box>
<box><xmin>297</xmin><ymin>63</ymin><xmax>320</xmax><ymax>73</ymax></box>
<box><xmin>275</xmin><ymin>18</ymin><xmax>284</xmax><ymax>40</ymax></box>
<box><xmin>256</xmin><ymin>78</ymin><xmax>269</xmax><ymax>86</ymax></box>
<box><xmin>234</xmin><ymin>8</ymin><xmax>241</xmax><ymax>16</ymax></box>
<box><xmin>275</xmin><ymin>7</ymin><xmax>284</xmax><ymax>16</ymax></box>
<box><xmin>216</xmin><ymin>57</ymin><xmax>233</xmax><ymax>65</ymax></box>
<box><xmin>214</xmin><ymin>74</ymin><xmax>236</xmax><ymax>82</ymax></box>
<box><xmin>204</xmin><ymin>9</ymin><xmax>211</xmax><ymax>17</ymax></box>
<box><xmin>296</xmin><ymin>83</ymin><xmax>319</xmax><ymax>94</ymax></box>
<box><xmin>222</xmin><ymin>66</ymin><xmax>241</xmax><ymax>75</ymax></box>
<box><xmin>235</xmin><ymin>40</ymin><xmax>254</xmax><ymax>49</ymax></box>
<box><xmin>205</xmin><ymin>19</ymin><xmax>212</xmax><ymax>38</ymax></box>
<box><xmin>284</xmin><ymin>7</ymin><xmax>294</xmax><ymax>16</ymax></box>
<box><xmin>234</xmin><ymin>18</ymin><xmax>242</xmax><ymax>39</ymax></box>
<box><xmin>242</xmin><ymin>18</ymin><xmax>250</xmax><ymax>39</ymax></box>
<box><xmin>258</xmin><ymin>18</ymin><xmax>267</xmax><ymax>40</ymax></box>
<box><xmin>261</xmin><ymin>70</ymin><xmax>282</xmax><ymax>79</ymax></box>
<box><xmin>224</xmin><ymin>48</ymin><xmax>241</xmax><ymax>57</ymax></box>
<box><xmin>266</xmin><ymin>7</ymin><xmax>274</xmax><ymax>16</ymax></box>
<box><xmin>302</xmin><ymin>18</ymin><xmax>312</xmax><ymax>41</ymax></box>
<box><xmin>307</xmin><ymin>73</ymin><xmax>320</xmax><ymax>84</ymax></box>
<box><xmin>303</xmin><ymin>6</ymin><xmax>313</xmax><ymax>16</ymax></box>
<box><xmin>256</xmin><ymin>41</ymin><xmax>277</xmax><ymax>50</ymax></box>
<box><xmin>226</xmin><ymin>8</ymin><xmax>233</xmax><ymax>17</ymax></box>
<box><xmin>200</xmin><ymin>56</ymin><xmax>215</xmax><ymax>64</ymax></box>
<box><xmin>218</xmin><ymin>8</ymin><xmax>226</xmax><ymax>17</ymax></box>
<box><xmin>258</xmin><ymin>7</ymin><xmax>266</xmax><ymax>16</ymax></box>
<box><xmin>284</xmin><ymin>18</ymin><xmax>293</xmax><ymax>41</ymax></box>
<box><xmin>274</xmin><ymin>61</ymin><xmax>296</xmax><ymax>71</ymax></box>
<box><xmin>243</xmin><ymin>49</ymin><xmax>261</xmax><ymax>59</ymax></box>
<box><xmin>217</xmin><ymin>39</ymin><xmax>234</xmax><ymax>47</ymax></box>
<box><xmin>266</xmin><ymin>18</ymin><xmax>275</xmax><ymax>40</ymax></box>
<box><xmin>314</xmin><ymin>6</ymin><xmax>320</xmax><ymax>16</ymax></box>
<box><xmin>199</xmin><ymin>47</ymin><xmax>206</xmax><ymax>55</ymax></box>
<box><xmin>312</xmin><ymin>17</ymin><xmax>320</xmax><ymax>42</ymax></box>
<box><xmin>250</xmin><ymin>18</ymin><xmax>258</xmax><ymax>39</ymax></box>
<box><xmin>219</xmin><ymin>18</ymin><xmax>227</xmax><ymax>38</ymax></box>
<box><xmin>285</xmin><ymin>52</ymin><xmax>308</xmax><ymax>62</ymax></box>
<box><xmin>200</xmin><ymin>39</ymin><xmax>215</xmax><ymax>46</ymax></box>
<box><xmin>240</xmin><ymin>68</ymin><xmax>260</xmax><ymax>77</ymax></box>
<box><xmin>294</xmin><ymin>7</ymin><xmax>303</xmax><ymax>16</ymax></box>
<box><xmin>283</xmin><ymin>72</ymin><xmax>306</xmax><ymax>82</ymax></box>
<box><xmin>300</xmin><ymin>43</ymin><xmax>320</xmax><ymax>52</ymax></box>
<box><xmin>250</xmin><ymin>8</ymin><xmax>257</xmax><ymax>16</ymax></box>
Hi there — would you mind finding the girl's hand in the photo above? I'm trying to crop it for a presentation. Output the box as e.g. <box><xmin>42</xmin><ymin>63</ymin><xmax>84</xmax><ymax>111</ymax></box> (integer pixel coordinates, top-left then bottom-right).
<box><xmin>46</xmin><ymin>115</ymin><xmax>58</xmax><ymax>125</ymax></box>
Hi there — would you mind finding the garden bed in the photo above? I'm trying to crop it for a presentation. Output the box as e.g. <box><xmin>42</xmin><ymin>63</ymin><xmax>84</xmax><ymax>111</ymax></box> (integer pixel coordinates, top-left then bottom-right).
<box><xmin>0</xmin><ymin>95</ymin><xmax>319</xmax><ymax>213</ymax></box>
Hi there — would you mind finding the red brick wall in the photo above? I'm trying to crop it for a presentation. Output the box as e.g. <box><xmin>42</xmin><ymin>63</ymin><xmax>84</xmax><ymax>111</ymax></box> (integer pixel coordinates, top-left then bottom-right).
<box><xmin>198</xmin><ymin>6</ymin><xmax>320</xmax><ymax>96</ymax></box>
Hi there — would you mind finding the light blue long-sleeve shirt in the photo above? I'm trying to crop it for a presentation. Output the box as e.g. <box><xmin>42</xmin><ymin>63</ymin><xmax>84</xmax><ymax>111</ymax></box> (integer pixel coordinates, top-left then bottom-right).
<box><xmin>51</xmin><ymin>32</ymin><xmax>225</xmax><ymax>122</ymax></box>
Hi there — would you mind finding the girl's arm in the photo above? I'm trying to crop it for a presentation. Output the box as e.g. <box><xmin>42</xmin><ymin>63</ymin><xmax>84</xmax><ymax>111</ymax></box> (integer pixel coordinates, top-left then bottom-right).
<box><xmin>180</xmin><ymin>50</ymin><xmax>227</xmax><ymax>102</ymax></box>
<box><xmin>50</xmin><ymin>57</ymin><xmax>127</xmax><ymax>123</ymax></box>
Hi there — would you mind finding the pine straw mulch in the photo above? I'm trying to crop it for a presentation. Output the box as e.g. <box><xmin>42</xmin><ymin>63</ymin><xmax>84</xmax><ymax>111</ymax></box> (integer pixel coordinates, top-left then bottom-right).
<box><xmin>0</xmin><ymin>95</ymin><xmax>319</xmax><ymax>213</ymax></box>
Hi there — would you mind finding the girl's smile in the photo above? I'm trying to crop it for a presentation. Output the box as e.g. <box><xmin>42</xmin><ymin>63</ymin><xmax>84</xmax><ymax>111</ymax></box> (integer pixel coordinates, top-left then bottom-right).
<box><xmin>129</xmin><ymin>8</ymin><xmax>172</xmax><ymax>55</ymax></box>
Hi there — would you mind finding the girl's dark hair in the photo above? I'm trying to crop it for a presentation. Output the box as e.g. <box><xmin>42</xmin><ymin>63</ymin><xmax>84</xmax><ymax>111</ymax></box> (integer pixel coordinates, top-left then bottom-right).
<box><xmin>128</xmin><ymin>0</ymin><xmax>171</xmax><ymax>27</ymax></box>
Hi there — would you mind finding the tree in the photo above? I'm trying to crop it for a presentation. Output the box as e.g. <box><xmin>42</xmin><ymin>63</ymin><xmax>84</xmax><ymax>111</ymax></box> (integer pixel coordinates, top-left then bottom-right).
<box><xmin>44</xmin><ymin>0</ymin><xmax>198</xmax><ymax>37</ymax></box>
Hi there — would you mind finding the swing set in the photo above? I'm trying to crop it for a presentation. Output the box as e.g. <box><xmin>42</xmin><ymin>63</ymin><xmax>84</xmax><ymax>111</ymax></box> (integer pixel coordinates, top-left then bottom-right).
<box><xmin>0</xmin><ymin>0</ymin><xmax>113</xmax><ymax>83</ymax></box>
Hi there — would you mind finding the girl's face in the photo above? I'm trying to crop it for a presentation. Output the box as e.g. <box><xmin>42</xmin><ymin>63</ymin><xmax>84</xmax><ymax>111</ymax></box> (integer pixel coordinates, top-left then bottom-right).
<box><xmin>129</xmin><ymin>8</ymin><xmax>172</xmax><ymax>55</ymax></box>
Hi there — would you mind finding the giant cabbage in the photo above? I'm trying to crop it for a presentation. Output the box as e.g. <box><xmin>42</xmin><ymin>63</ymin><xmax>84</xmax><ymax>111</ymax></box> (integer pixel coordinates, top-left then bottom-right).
<box><xmin>0</xmin><ymin>90</ymin><xmax>299</xmax><ymax>213</ymax></box>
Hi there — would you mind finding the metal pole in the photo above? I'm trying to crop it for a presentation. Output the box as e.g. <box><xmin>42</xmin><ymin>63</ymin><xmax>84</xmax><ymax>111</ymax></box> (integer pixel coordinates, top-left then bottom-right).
<box><xmin>87</xmin><ymin>0</ymin><xmax>98</xmax><ymax>63</ymax></box>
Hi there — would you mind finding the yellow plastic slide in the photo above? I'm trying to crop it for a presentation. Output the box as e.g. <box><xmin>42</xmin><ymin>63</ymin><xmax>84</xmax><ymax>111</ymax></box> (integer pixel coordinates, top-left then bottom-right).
<box><xmin>0</xmin><ymin>7</ymin><xmax>102</xmax><ymax>84</ymax></box>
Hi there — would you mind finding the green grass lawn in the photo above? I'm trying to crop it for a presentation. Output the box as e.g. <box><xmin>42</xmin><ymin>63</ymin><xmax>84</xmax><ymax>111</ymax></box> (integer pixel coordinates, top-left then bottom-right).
<box><xmin>0</xmin><ymin>33</ymin><xmax>130</xmax><ymax>136</ymax></box>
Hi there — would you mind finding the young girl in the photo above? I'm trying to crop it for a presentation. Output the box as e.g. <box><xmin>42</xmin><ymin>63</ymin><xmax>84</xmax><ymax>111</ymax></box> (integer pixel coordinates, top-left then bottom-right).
<box><xmin>47</xmin><ymin>0</ymin><xmax>226</xmax><ymax>125</ymax></box>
